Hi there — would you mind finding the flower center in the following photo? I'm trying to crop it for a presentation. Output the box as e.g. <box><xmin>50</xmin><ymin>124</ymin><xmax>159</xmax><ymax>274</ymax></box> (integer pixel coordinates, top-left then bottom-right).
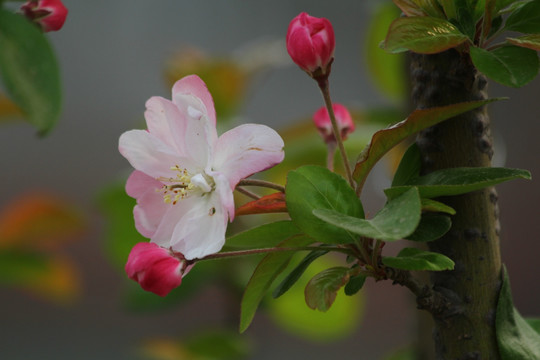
<box><xmin>157</xmin><ymin>165</ymin><xmax>215</xmax><ymax>205</ymax></box>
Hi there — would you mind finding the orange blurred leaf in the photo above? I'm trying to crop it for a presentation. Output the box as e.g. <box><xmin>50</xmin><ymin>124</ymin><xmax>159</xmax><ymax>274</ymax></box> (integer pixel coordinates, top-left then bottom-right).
<box><xmin>0</xmin><ymin>192</ymin><xmax>85</xmax><ymax>250</ymax></box>
<box><xmin>235</xmin><ymin>192</ymin><xmax>287</xmax><ymax>216</ymax></box>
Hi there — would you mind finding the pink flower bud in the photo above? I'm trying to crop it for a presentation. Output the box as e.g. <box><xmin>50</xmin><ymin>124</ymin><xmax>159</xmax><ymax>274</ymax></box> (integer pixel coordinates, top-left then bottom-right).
<box><xmin>313</xmin><ymin>103</ymin><xmax>355</xmax><ymax>144</ymax></box>
<box><xmin>125</xmin><ymin>242</ymin><xmax>189</xmax><ymax>297</ymax></box>
<box><xmin>21</xmin><ymin>0</ymin><xmax>68</xmax><ymax>32</ymax></box>
<box><xmin>286</xmin><ymin>12</ymin><xmax>335</xmax><ymax>76</ymax></box>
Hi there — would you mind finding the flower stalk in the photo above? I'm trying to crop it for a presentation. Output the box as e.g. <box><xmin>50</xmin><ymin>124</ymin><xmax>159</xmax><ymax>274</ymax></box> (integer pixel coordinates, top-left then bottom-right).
<box><xmin>318</xmin><ymin>80</ymin><xmax>355</xmax><ymax>188</ymax></box>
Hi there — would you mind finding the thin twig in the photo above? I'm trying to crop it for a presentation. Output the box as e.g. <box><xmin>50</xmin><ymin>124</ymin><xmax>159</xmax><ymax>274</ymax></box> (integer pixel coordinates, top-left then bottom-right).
<box><xmin>237</xmin><ymin>179</ymin><xmax>285</xmax><ymax>193</ymax></box>
<box><xmin>235</xmin><ymin>186</ymin><xmax>260</xmax><ymax>200</ymax></box>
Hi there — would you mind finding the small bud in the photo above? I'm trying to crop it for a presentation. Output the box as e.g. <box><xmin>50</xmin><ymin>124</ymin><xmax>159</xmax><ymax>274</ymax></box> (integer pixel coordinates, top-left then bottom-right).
<box><xmin>313</xmin><ymin>103</ymin><xmax>355</xmax><ymax>144</ymax></box>
<box><xmin>21</xmin><ymin>0</ymin><xmax>68</xmax><ymax>32</ymax></box>
<box><xmin>286</xmin><ymin>12</ymin><xmax>335</xmax><ymax>77</ymax></box>
<box><xmin>125</xmin><ymin>242</ymin><xmax>189</xmax><ymax>297</ymax></box>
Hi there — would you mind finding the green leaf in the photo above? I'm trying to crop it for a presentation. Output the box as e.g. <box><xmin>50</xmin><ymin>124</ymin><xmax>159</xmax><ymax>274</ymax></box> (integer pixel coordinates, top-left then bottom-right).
<box><xmin>304</xmin><ymin>267</ymin><xmax>351</xmax><ymax>312</ymax></box>
<box><xmin>272</xmin><ymin>248</ymin><xmax>328</xmax><ymax>299</ymax></box>
<box><xmin>266</xmin><ymin>256</ymin><xmax>364</xmax><ymax>340</ymax></box>
<box><xmin>366</xmin><ymin>3</ymin><xmax>406</xmax><ymax>101</ymax></box>
<box><xmin>405</xmin><ymin>214</ymin><xmax>452</xmax><ymax>242</ymax></box>
<box><xmin>470</xmin><ymin>45</ymin><xmax>539</xmax><ymax>88</ymax></box>
<box><xmin>382</xmin><ymin>247</ymin><xmax>455</xmax><ymax>271</ymax></box>
<box><xmin>224</xmin><ymin>220</ymin><xmax>301</xmax><ymax>250</ymax></box>
<box><xmin>421</xmin><ymin>198</ymin><xmax>456</xmax><ymax>215</ymax></box>
<box><xmin>353</xmin><ymin>98</ymin><xmax>500</xmax><ymax>193</ymax></box>
<box><xmin>413</xmin><ymin>0</ymin><xmax>446</xmax><ymax>17</ymax></box>
<box><xmin>496</xmin><ymin>266</ymin><xmax>540</xmax><ymax>359</ymax></box>
<box><xmin>383</xmin><ymin>17</ymin><xmax>469</xmax><ymax>54</ymax></box>
<box><xmin>392</xmin><ymin>0</ymin><xmax>427</xmax><ymax>17</ymax></box>
<box><xmin>239</xmin><ymin>235</ymin><xmax>313</xmax><ymax>333</ymax></box>
<box><xmin>526</xmin><ymin>318</ymin><xmax>540</xmax><ymax>334</ymax></box>
<box><xmin>0</xmin><ymin>9</ymin><xmax>61</xmax><ymax>135</ymax></box>
<box><xmin>184</xmin><ymin>330</ymin><xmax>251</xmax><ymax>360</ymax></box>
<box><xmin>313</xmin><ymin>188</ymin><xmax>421</xmax><ymax>242</ymax></box>
<box><xmin>392</xmin><ymin>143</ymin><xmax>421</xmax><ymax>187</ymax></box>
<box><xmin>508</xmin><ymin>34</ymin><xmax>540</xmax><ymax>51</ymax></box>
<box><xmin>505</xmin><ymin>0</ymin><xmax>540</xmax><ymax>33</ymax></box>
<box><xmin>286</xmin><ymin>166</ymin><xmax>364</xmax><ymax>245</ymax></box>
<box><xmin>385</xmin><ymin>167</ymin><xmax>531</xmax><ymax>198</ymax></box>
<box><xmin>344</xmin><ymin>273</ymin><xmax>367</xmax><ymax>296</ymax></box>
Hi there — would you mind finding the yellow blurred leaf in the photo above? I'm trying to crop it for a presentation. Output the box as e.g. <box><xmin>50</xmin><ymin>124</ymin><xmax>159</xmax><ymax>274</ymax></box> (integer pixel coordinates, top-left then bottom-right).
<box><xmin>164</xmin><ymin>49</ymin><xmax>248</xmax><ymax>119</ymax></box>
<box><xmin>140</xmin><ymin>339</ymin><xmax>192</xmax><ymax>360</ymax></box>
<box><xmin>0</xmin><ymin>93</ymin><xmax>23</xmax><ymax>121</ymax></box>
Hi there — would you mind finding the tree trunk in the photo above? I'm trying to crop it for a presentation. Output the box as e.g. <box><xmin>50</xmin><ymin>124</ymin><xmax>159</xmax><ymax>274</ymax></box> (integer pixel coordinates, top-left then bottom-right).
<box><xmin>411</xmin><ymin>49</ymin><xmax>502</xmax><ymax>359</ymax></box>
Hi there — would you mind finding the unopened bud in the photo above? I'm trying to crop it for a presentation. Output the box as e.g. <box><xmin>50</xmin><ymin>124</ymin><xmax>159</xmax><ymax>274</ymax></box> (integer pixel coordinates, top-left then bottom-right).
<box><xmin>125</xmin><ymin>242</ymin><xmax>190</xmax><ymax>297</ymax></box>
<box><xmin>286</xmin><ymin>12</ymin><xmax>335</xmax><ymax>78</ymax></box>
<box><xmin>21</xmin><ymin>0</ymin><xmax>68</xmax><ymax>32</ymax></box>
<box><xmin>313</xmin><ymin>103</ymin><xmax>355</xmax><ymax>144</ymax></box>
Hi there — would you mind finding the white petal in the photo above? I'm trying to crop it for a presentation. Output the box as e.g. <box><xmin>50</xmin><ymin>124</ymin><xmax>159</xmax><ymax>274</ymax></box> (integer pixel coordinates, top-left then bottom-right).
<box><xmin>211</xmin><ymin>171</ymin><xmax>235</xmax><ymax>221</ymax></box>
<box><xmin>150</xmin><ymin>196</ymin><xmax>197</xmax><ymax>248</ymax></box>
<box><xmin>119</xmin><ymin>130</ymin><xmax>197</xmax><ymax>179</ymax></box>
<box><xmin>183</xmin><ymin>109</ymin><xmax>217</xmax><ymax>169</ymax></box>
<box><xmin>144</xmin><ymin>96</ymin><xmax>188</xmax><ymax>155</ymax></box>
<box><xmin>212</xmin><ymin>124</ymin><xmax>285</xmax><ymax>188</ymax></box>
<box><xmin>169</xmin><ymin>192</ymin><xmax>227</xmax><ymax>260</ymax></box>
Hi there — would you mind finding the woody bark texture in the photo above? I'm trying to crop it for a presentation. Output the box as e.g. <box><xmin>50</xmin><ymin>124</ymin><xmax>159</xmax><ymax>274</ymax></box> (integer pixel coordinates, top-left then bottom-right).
<box><xmin>411</xmin><ymin>49</ymin><xmax>502</xmax><ymax>360</ymax></box>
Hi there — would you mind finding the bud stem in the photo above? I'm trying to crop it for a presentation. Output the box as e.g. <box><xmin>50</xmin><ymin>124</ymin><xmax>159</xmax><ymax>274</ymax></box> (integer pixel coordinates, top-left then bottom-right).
<box><xmin>318</xmin><ymin>80</ymin><xmax>355</xmax><ymax>188</ymax></box>
<box><xmin>326</xmin><ymin>141</ymin><xmax>337</xmax><ymax>171</ymax></box>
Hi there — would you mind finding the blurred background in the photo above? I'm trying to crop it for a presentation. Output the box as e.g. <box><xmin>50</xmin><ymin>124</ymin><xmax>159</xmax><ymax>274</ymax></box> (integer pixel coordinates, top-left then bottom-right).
<box><xmin>1</xmin><ymin>1</ymin><xmax>539</xmax><ymax>359</ymax></box>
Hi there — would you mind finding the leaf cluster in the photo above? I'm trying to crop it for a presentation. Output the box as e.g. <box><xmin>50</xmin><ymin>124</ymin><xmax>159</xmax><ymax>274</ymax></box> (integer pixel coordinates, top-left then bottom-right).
<box><xmin>229</xmin><ymin>100</ymin><xmax>530</xmax><ymax>333</ymax></box>
<box><xmin>384</xmin><ymin>0</ymin><xmax>540</xmax><ymax>87</ymax></box>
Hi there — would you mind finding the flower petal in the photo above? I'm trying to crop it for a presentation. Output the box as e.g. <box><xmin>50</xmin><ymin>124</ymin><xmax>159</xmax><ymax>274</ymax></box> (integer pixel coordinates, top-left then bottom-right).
<box><xmin>183</xmin><ymin>108</ymin><xmax>217</xmax><ymax>170</ymax></box>
<box><xmin>212</xmin><ymin>124</ymin><xmax>285</xmax><ymax>188</ymax></box>
<box><xmin>212</xmin><ymin>171</ymin><xmax>235</xmax><ymax>221</ymax></box>
<box><xmin>145</xmin><ymin>96</ymin><xmax>188</xmax><ymax>155</ymax></box>
<box><xmin>172</xmin><ymin>75</ymin><xmax>217</xmax><ymax>127</ymax></box>
<box><xmin>126</xmin><ymin>171</ymin><xmax>168</xmax><ymax>238</ymax></box>
<box><xmin>150</xmin><ymin>196</ymin><xmax>198</xmax><ymax>248</ymax></box>
<box><xmin>119</xmin><ymin>130</ymin><xmax>197</xmax><ymax>179</ymax></box>
<box><xmin>170</xmin><ymin>192</ymin><xmax>227</xmax><ymax>260</ymax></box>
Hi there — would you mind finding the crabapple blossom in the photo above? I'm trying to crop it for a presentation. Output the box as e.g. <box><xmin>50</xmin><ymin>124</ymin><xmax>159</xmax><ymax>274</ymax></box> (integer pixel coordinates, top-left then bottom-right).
<box><xmin>21</xmin><ymin>0</ymin><xmax>68</xmax><ymax>32</ymax></box>
<box><xmin>313</xmin><ymin>103</ymin><xmax>355</xmax><ymax>144</ymax></box>
<box><xmin>286</xmin><ymin>12</ymin><xmax>335</xmax><ymax>76</ymax></box>
<box><xmin>125</xmin><ymin>242</ymin><xmax>189</xmax><ymax>296</ymax></box>
<box><xmin>119</xmin><ymin>75</ymin><xmax>284</xmax><ymax>260</ymax></box>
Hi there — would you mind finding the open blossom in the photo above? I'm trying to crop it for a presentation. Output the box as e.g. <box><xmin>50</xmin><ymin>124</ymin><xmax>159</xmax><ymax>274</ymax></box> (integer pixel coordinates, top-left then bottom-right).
<box><xmin>286</xmin><ymin>12</ymin><xmax>335</xmax><ymax>75</ymax></box>
<box><xmin>21</xmin><ymin>0</ymin><xmax>68</xmax><ymax>32</ymax></box>
<box><xmin>313</xmin><ymin>103</ymin><xmax>355</xmax><ymax>144</ymax></box>
<box><xmin>125</xmin><ymin>242</ymin><xmax>189</xmax><ymax>296</ymax></box>
<box><xmin>119</xmin><ymin>75</ymin><xmax>284</xmax><ymax>260</ymax></box>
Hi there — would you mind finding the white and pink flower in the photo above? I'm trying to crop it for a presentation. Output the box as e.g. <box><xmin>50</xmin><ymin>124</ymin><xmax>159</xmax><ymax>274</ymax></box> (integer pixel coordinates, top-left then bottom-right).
<box><xmin>119</xmin><ymin>75</ymin><xmax>284</xmax><ymax>261</ymax></box>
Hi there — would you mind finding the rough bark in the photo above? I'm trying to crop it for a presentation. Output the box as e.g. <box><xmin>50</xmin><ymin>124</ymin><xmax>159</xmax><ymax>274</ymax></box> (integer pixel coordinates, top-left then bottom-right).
<box><xmin>411</xmin><ymin>49</ymin><xmax>502</xmax><ymax>359</ymax></box>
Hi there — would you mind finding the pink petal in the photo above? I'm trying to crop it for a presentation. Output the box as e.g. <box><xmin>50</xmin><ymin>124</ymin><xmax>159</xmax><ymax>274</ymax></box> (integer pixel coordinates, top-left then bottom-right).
<box><xmin>126</xmin><ymin>171</ymin><xmax>168</xmax><ymax>238</ymax></box>
<box><xmin>145</xmin><ymin>96</ymin><xmax>188</xmax><ymax>156</ymax></box>
<box><xmin>172</xmin><ymin>75</ymin><xmax>217</xmax><ymax>128</ymax></box>
<box><xmin>170</xmin><ymin>192</ymin><xmax>227</xmax><ymax>260</ymax></box>
<box><xmin>212</xmin><ymin>124</ymin><xmax>285</xmax><ymax>189</ymax></box>
<box><xmin>126</xmin><ymin>170</ymin><xmax>161</xmax><ymax>199</ymax></box>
